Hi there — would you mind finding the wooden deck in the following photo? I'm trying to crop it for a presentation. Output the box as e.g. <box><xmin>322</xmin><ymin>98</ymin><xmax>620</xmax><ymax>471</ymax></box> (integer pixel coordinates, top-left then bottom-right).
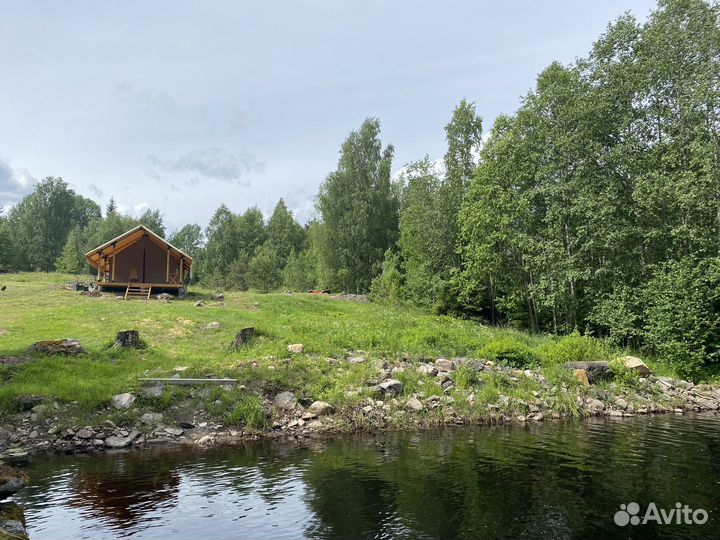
<box><xmin>95</xmin><ymin>282</ymin><xmax>183</xmax><ymax>290</ymax></box>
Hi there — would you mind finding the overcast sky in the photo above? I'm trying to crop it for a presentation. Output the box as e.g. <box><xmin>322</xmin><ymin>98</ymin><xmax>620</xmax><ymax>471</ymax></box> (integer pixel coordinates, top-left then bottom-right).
<box><xmin>0</xmin><ymin>1</ymin><xmax>657</xmax><ymax>232</ymax></box>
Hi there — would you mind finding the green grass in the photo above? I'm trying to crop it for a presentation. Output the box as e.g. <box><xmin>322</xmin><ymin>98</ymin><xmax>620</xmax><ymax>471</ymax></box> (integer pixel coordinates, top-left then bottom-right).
<box><xmin>0</xmin><ymin>272</ymin><xmax>679</xmax><ymax>417</ymax></box>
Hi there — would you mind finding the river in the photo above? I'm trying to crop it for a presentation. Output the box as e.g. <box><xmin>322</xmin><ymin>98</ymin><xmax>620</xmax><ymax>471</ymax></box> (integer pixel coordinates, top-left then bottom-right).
<box><xmin>10</xmin><ymin>414</ymin><xmax>720</xmax><ymax>539</ymax></box>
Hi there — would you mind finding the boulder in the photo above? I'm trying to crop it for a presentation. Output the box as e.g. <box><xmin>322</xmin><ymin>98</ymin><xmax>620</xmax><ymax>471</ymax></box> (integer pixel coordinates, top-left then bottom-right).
<box><xmin>0</xmin><ymin>502</ymin><xmax>28</xmax><ymax>540</ymax></box>
<box><xmin>586</xmin><ymin>398</ymin><xmax>606</xmax><ymax>414</ymax></box>
<box><xmin>0</xmin><ymin>467</ymin><xmax>28</xmax><ymax>500</ymax></box>
<box><xmin>113</xmin><ymin>330</ymin><xmax>140</xmax><ymax>349</ymax></box>
<box><xmin>27</xmin><ymin>339</ymin><xmax>83</xmax><ymax>356</ymax></box>
<box><xmin>346</xmin><ymin>356</ymin><xmax>366</xmax><ymax>364</ymax></box>
<box><xmin>308</xmin><ymin>401</ymin><xmax>334</xmax><ymax>416</ymax></box>
<box><xmin>418</xmin><ymin>364</ymin><xmax>439</xmax><ymax>377</ymax></box>
<box><xmin>111</xmin><ymin>393</ymin><xmax>136</xmax><ymax>410</ymax></box>
<box><xmin>212</xmin><ymin>293</ymin><xmax>225</xmax><ymax>301</ymax></box>
<box><xmin>74</xmin><ymin>282</ymin><xmax>90</xmax><ymax>291</ymax></box>
<box><xmin>104</xmin><ymin>429</ymin><xmax>140</xmax><ymax>449</ymax></box>
<box><xmin>205</xmin><ymin>322</ymin><xmax>222</xmax><ymax>330</ymax></box>
<box><xmin>140</xmin><ymin>412</ymin><xmax>164</xmax><ymax>425</ymax></box>
<box><xmin>194</xmin><ymin>300</ymin><xmax>204</xmax><ymax>307</ymax></box>
<box><xmin>435</xmin><ymin>359</ymin><xmax>455</xmax><ymax>371</ymax></box>
<box><xmin>156</xmin><ymin>293</ymin><xmax>174</xmax><ymax>302</ymax></box>
<box><xmin>406</xmin><ymin>396</ymin><xmax>424</xmax><ymax>412</ymax></box>
<box><xmin>274</xmin><ymin>391</ymin><xmax>297</xmax><ymax>410</ymax></box>
<box><xmin>163</xmin><ymin>427</ymin><xmax>184</xmax><ymax>437</ymax></box>
<box><xmin>141</xmin><ymin>385</ymin><xmax>164</xmax><ymax>399</ymax></box>
<box><xmin>0</xmin><ymin>429</ymin><xmax>9</xmax><ymax>450</ymax></box>
<box><xmin>563</xmin><ymin>361</ymin><xmax>612</xmax><ymax>383</ymax></box>
<box><xmin>75</xmin><ymin>428</ymin><xmax>93</xmax><ymax>440</ymax></box>
<box><xmin>287</xmin><ymin>344</ymin><xmax>304</xmax><ymax>354</ymax></box>
<box><xmin>620</xmin><ymin>356</ymin><xmax>652</xmax><ymax>376</ymax></box>
<box><xmin>379</xmin><ymin>379</ymin><xmax>404</xmax><ymax>396</ymax></box>
<box><xmin>573</xmin><ymin>369</ymin><xmax>590</xmax><ymax>387</ymax></box>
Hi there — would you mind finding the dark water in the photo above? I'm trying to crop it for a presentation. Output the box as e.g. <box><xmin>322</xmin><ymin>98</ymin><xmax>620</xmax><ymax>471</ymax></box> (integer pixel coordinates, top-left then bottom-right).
<box><xmin>10</xmin><ymin>414</ymin><xmax>720</xmax><ymax>539</ymax></box>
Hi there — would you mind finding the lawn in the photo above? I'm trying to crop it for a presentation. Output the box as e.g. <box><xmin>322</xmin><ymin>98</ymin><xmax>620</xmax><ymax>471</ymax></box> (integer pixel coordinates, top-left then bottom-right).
<box><xmin>0</xmin><ymin>272</ymin><xmax>639</xmax><ymax>415</ymax></box>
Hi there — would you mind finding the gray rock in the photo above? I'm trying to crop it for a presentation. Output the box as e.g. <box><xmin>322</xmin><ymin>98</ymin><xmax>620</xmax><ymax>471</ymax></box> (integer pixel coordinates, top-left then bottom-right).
<box><xmin>111</xmin><ymin>393</ymin><xmax>136</xmax><ymax>410</ymax></box>
<box><xmin>435</xmin><ymin>359</ymin><xmax>455</xmax><ymax>371</ymax></box>
<box><xmin>0</xmin><ymin>429</ymin><xmax>9</xmax><ymax>450</ymax></box>
<box><xmin>418</xmin><ymin>364</ymin><xmax>438</xmax><ymax>377</ymax></box>
<box><xmin>104</xmin><ymin>429</ymin><xmax>140</xmax><ymax>449</ymax></box>
<box><xmin>308</xmin><ymin>401</ymin><xmax>334</xmax><ymax>416</ymax></box>
<box><xmin>163</xmin><ymin>427</ymin><xmax>184</xmax><ymax>437</ymax></box>
<box><xmin>346</xmin><ymin>356</ymin><xmax>366</xmax><ymax>364</ymax></box>
<box><xmin>140</xmin><ymin>412</ymin><xmax>164</xmax><ymax>425</ymax></box>
<box><xmin>205</xmin><ymin>321</ymin><xmax>222</xmax><ymax>330</ymax></box>
<box><xmin>75</xmin><ymin>428</ymin><xmax>93</xmax><ymax>439</ymax></box>
<box><xmin>563</xmin><ymin>361</ymin><xmax>613</xmax><ymax>383</ymax></box>
<box><xmin>586</xmin><ymin>398</ymin><xmax>606</xmax><ymax>414</ymax></box>
<box><xmin>620</xmin><ymin>356</ymin><xmax>652</xmax><ymax>376</ymax></box>
<box><xmin>141</xmin><ymin>385</ymin><xmax>165</xmax><ymax>399</ymax></box>
<box><xmin>379</xmin><ymin>379</ymin><xmax>404</xmax><ymax>396</ymax></box>
<box><xmin>287</xmin><ymin>343</ymin><xmax>304</xmax><ymax>354</ymax></box>
<box><xmin>274</xmin><ymin>391</ymin><xmax>297</xmax><ymax>410</ymax></box>
<box><xmin>0</xmin><ymin>467</ymin><xmax>28</xmax><ymax>500</ymax></box>
<box><xmin>615</xmin><ymin>397</ymin><xmax>628</xmax><ymax>410</ymax></box>
<box><xmin>406</xmin><ymin>396</ymin><xmax>424</xmax><ymax>412</ymax></box>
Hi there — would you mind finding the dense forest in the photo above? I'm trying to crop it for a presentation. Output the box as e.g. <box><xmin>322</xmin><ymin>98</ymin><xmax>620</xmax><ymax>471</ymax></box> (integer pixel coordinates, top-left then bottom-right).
<box><xmin>1</xmin><ymin>0</ymin><xmax>719</xmax><ymax>376</ymax></box>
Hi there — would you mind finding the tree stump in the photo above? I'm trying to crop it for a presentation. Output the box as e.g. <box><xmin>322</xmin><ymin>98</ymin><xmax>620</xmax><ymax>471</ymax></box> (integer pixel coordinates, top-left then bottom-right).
<box><xmin>233</xmin><ymin>327</ymin><xmax>255</xmax><ymax>348</ymax></box>
<box><xmin>114</xmin><ymin>330</ymin><xmax>140</xmax><ymax>349</ymax></box>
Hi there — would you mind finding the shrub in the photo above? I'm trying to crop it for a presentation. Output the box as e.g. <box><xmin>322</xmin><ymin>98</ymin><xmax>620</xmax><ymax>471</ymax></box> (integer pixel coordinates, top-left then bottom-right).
<box><xmin>227</xmin><ymin>395</ymin><xmax>267</xmax><ymax>430</ymax></box>
<box><xmin>609</xmin><ymin>357</ymin><xmax>640</xmax><ymax>387</ymax></box>
<box><xmin>479</xmin><ymin>338</ymin><xmax>541</xmax><ymax>368</ymax></box>
<box><xmin>538</xmin><ymin>331</ymin><xmax>610</xmax><ymax>365</ymax></box>
<box><xmin>642</xmin><ymin>259</ymin><xmax>720</xmax><ymax>380</ymax></box>
<box><xmin>454</xmin><ymin>365</ymin><xmax>479</xmax><ymax>389</ymax></box>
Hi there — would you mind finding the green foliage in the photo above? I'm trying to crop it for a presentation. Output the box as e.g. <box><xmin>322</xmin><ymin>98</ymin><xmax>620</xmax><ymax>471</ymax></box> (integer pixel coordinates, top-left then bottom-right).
<box><xmin>8</xmin><ymin>177</ymin><xmax>81</xmax><ymax>271</ymax></box>
<box><xmin>55</xmin><ymin>227</ymin><xmax>87</xmax><ymax>274</ymax></box>
<box><xmin>538</xmin><ymin>331</ymin><xmax>611</xmax><ymax>365</ymax></box>
<box><xmin>267</xmin><ymin>199</ymin><xmax>304</xmax><ymax>261</ymax></box>
<box><xmin>454</xmin><ymin>365</ymin><xmax>479</xmax><ymax>390</ymax></box>
<box><xmin>227</xmin><ymin>394</ymin><xmax>267</xmax><ymax>430</ymax></box>
<box><xmin>283</xmin><ymin>249</ymin><xmax>316</xmax><ymax>291</ymax></box>
<box><xmin>246</xmin><ymin>243</ymin><xmax>284</xmax><ymax>292</ymax></box>
<box><xmin>317</xmin><ymin>117</ymin><xmax>398</xmax><ymax>292</ymax></box>
<box><xmin>642</xmin><ymin>259</ymin><xmax>720</xmax><ymax>379</ymax></box>
<box><xmin>168</xmin><ymin>223</ymin><xmax>203</xmax><ymax>256</ymax></box>
<box><xmin>479</xmin><ymin>339</ymin><xmax>540</xmax><ymax>369</ymax></box>
<box><xmin>369</xmin><ymin>249</ymin><xmax>403</xmax><ymax>302</ymax></box>
<box><xmin>609</xmin><ymin>358</ymin><xmax>640</xmax><ymax>387</ymax></box>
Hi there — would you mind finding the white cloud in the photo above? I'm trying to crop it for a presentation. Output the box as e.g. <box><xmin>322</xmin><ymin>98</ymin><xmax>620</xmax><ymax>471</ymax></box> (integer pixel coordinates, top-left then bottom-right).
<box><xmin>147</xmin><ymin>147</ymin><xmax>261</xmax><ymax>183</ymax></box>
<box><xmin>0</xmin><ymin>156</ymin><xmax>36</xmax><ymax>206</ymax></box>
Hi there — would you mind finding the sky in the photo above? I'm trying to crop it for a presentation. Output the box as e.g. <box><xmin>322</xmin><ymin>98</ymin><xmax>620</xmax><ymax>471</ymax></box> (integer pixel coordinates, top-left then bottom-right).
<box><xmin>0</xmin><ymin>1</ymin><xmax>657</xmax><ymax>232</ymax></box>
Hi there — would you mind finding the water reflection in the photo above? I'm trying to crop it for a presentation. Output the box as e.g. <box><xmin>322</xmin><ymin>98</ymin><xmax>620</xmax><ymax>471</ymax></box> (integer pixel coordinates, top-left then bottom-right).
<box><xmin>13</xmin><ymin>414</ymin><xmax>720</xmax><ymax>539</ymax></box>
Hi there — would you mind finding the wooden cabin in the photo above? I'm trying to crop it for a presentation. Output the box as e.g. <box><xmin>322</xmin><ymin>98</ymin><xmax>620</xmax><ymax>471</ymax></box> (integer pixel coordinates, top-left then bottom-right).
<box><xmin>84</xmin><ymin>225</ymin><xmax>192</xmax><ymax>299</ymax></box>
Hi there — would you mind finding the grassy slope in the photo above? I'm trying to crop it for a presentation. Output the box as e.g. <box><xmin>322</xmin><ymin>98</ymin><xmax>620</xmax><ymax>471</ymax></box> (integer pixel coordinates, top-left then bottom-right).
<box><xmin>0</xmin><ymin>273</ymin><xmax>676</xmax><ymax>416</ymax></box>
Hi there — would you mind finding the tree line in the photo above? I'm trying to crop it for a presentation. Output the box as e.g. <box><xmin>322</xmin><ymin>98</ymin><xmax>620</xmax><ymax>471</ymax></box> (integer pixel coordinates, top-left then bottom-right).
<box><xmin>1</xmin><ymin>0</ymin><xmax>718</xmax><ymax>376</ymax></box>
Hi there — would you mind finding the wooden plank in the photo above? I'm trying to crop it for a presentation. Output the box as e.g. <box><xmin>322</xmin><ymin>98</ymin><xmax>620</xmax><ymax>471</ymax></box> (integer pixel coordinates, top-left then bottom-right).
<box><xmin>138</xmin><ymin>378</ymin><xmax>238</xmax><ymax>386</ymax></box>
<box><xmin>111</xmin><ymin>252</ymin><xmax>116</xmax><ymax>282</ymax></box>
<box><xmin>166</xmin><ymin>249</ymin><xmax>170</xmax><ymax>282</ymax></box>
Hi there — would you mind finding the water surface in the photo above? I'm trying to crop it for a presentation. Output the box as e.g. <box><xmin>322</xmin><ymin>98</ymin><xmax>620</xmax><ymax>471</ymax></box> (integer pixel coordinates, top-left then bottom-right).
<box><xmin>12</xmin><ymin>414</ymin><xmax>720</xmax><ymax>539</ymax></box>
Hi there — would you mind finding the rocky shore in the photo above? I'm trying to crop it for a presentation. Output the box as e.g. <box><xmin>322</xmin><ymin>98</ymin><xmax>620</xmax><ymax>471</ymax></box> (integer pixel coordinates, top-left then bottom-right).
<box><xmin>3</xmin><ymin>355</ymin><xmax>720</xmax><ymax>462</ymax></box>
<box><xmin>0</xmin><ymin>466</ymin><xmax>29</xmax><ymax>540</ymax></box>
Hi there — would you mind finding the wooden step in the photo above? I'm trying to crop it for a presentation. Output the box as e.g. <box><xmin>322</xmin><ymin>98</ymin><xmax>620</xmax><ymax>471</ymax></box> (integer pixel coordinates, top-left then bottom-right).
<box><xmin>124</xmin><ymin>284</ymin><xmax>153</xmax><ymax>300</ymax></box>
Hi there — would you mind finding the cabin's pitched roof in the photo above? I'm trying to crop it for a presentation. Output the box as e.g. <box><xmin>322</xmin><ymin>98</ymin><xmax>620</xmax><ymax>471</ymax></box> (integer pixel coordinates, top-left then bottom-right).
<box><xmin>84</xmin><ymin>225</ymin><xmax>193</xmax><ymax>268</ymax></box>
